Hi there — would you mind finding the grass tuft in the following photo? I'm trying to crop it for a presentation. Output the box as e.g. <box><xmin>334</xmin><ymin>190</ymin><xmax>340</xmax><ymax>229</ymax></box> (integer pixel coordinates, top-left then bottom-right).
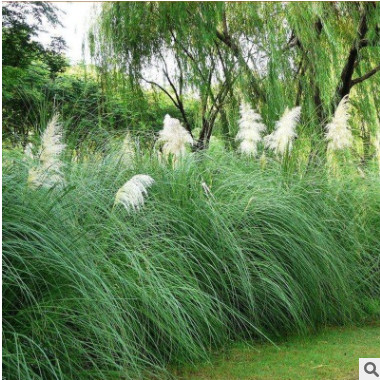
<box><xmin>3</xmin><ymin>151</ymin><xmax>380</xmax><ymax>379</ymax></box>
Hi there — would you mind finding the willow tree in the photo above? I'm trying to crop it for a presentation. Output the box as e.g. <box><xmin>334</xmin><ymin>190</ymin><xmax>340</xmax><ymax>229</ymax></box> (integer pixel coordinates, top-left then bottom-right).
<box><xmin>275</xmin><ymin>2</ymin><xmax>380</xmax><ymax>163</ymax></box>
<box><xmin>91</xmin><ymin>2</ymin><xmax>264</xmax><ymax>148</ymax></box>
<box><xmin>91</xmin><ymin>2</ymin><xmax>379</xmax><ymax>155</ymax></box>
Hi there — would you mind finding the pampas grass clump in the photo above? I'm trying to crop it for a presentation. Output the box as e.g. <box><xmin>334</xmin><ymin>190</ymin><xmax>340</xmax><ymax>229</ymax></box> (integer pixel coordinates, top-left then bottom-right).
<box><xmin>27</xmin><ymin>114</ymin><xmax>66</xmax><ymax>189</ymax></box>
<box><xmin>325</xmin><ymin>95</ymin><xmax>353</xmax><ymax>151</ymax></box>
<box><xmin>157</xmin><ymin>114</ymin><xmax>193</xmax><ymax>160</ymax></box>
<box><xmin>114</xmin><ymin>174</ymin><xmax>155</xmax><ymax>211</ymax></box>
<box><xmin>235</xmin><ymin>102</ymin><xmax>266</xmax><ymax>157</ymax></box>
<box><xmin>3</xmin><ymin>148</ymin><xmax>380</xmax><ymax>380</ymax></box>
<box><xmin>264</xmin><ymin>106</ymin><xmax>301</xmax><ymax>156</ymax></box>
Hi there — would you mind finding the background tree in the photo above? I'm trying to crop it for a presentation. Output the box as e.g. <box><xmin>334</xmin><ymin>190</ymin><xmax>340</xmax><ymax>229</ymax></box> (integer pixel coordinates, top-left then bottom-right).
<box><xmin>2</xmin><ymin>2</ymin><xmax>67</xmax><ymax>75</ymax></box>
<box><xmin>91</xmin><ymin>2</ymin><xmax>246</xmax><ymax>148</ymax></box>
<box><xmin>92</xmin><ymin>1</ymin><xmax>380</xmax><ymax>155</ymax></box>
<box><xmin>2</xmin><ymin>1</ymin><xmax>69</xmax><ymax>145</ymax></box>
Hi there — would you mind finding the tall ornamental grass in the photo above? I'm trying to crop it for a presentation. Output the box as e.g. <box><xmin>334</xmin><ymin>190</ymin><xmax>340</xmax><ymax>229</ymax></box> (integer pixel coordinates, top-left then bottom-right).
<box><xmin>3</xmin><ymin>149</ymin><xmax>380</xmax><ymax>379</ymax></box>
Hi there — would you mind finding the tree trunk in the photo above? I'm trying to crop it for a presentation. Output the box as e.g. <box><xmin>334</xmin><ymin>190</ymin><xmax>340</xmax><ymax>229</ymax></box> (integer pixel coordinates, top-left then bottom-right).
<box><xmin>336</xmin><ymin>9</ymin><xmax>369</xmax><ymax>101</ymax></box>
<box><xmin>195</xmin><ymin>118</ymin><xmax>212</xmax><ymax>150</ymax></box>
<box><xmin>220</xmin><ymin>109</ymin><xmax>233</xmax><ymax>150</ymax></box>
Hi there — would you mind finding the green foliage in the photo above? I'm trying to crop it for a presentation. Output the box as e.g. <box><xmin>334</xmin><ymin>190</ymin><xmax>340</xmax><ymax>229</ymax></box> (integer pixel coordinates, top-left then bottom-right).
<box><xmin>2</xmin><ymin>62</ymin><xmax>192</xmax><ymax>150</ymax></box>
<box><xmin>92</xmin><ymin>2</ymin><xmax>380</xmax><ymax>149</ymax></box>
<box><xmin>2</xmin><ymin>63</ymin><xmax>51</xmax><ymax>144</ymax></box>
<box><xmin>2</xmin><ymin>3</ymin><xmax>380</xmax><ymax>379</ymax></box>
<box><xmin>2</xmin><ymin>2</ymin><xmax>68</xmax><ymax>74</ymax></box>
<box><xmin>4</xmin><ymin>2</ymin><xmax>379</xmax><ymax>156</ymax></box>
<box><xmin>2</xmin><ymin>1</ymin><xmax>68</xmax><ymax>145</ymax></box>
<box><xmin>3</xmin><ymin>149</ymin><xmax>380</xmax><ymax>379</ymax></box>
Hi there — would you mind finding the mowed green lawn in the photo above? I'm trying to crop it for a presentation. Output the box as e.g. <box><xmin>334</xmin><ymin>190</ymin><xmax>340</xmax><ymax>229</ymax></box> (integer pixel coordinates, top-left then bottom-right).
<box><xmin>175</xmin><ymin>322</ymin><xmax>380</xmax><ymax>380</ymax></box>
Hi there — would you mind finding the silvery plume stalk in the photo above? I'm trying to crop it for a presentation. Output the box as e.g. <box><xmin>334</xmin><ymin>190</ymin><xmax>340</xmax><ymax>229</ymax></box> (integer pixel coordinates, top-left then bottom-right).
<box><xmin>235</xmin><ymin>102</ymin><xmax>266</xmax><ymax>157</ymax></box>
<box><xmin>201</xmin><ymin>180</ymin><xmax>215</xmax><ymax>200</ymax></box>
<box><xmin>24</xmin><ymin>142</ymin><xmax>34</xmax><ymax>159</ymax></box>
<box><xmin>264</xmin><ymin>106</ymin><xmax>301</xmax><ymax>156</ymax></box>
<box><xmin>27</xmin><ymin>114</ymin><xmax>66</xmax><ymax>189</ymax></box>
<box><xmin>325</xmin><ymin>95</ymin><xmax>353</xmax><ymax>151</ymax></box>
<box><xmin>374</xmin><ymin>131</ymin><xmax>380</xmax><ymax>173</ymax></box>
<box><xmin>114</xmin><ymin>174</ymin><xmax>155</xmax><ymax>212</ymax></box>
<box><xmin>157</xmin><ymin>114</ymin><xmax>193</xmax><ymax>162</ymax></box>
<box><xmin>121</xmin><ymin>132</ymin><xmax>136</xmax><ymax>165</ymax></box>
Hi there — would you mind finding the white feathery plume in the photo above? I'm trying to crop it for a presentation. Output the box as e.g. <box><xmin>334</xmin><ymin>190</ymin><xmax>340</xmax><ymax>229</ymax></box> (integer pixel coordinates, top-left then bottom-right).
<box><xmin>28</xmin><ymin>114</ymin><xmax>66</xmax><ymax>189</ymax></box>
<box><xmin>157</xmin><ymin>114</ymin><xmax>193</xmax><ymax>159</ymax></box>
<box><xmin>114</xmin><ymin>174</ymin><xmax>155</xmax><ymax>212</ymax></box>
<box><xmin>28</xmin><ymin>170</ymin><xmax>65</xmax><ymax>189</ymax></box>
<box><xmin>264</xmin><ymin>106</ymin><xmax>301</xmax><ymax>156</ymax></box>
<box><xmin>39</xmin><ymin>114</ymin><xmax>66</xmax><ymax>164</ymax></box>
<box><xmin>235</xmin><ymin>102</ymin><xmax>266</xmax><ymax>157</ymax></box>
<box><xmin>121</xmin><ymin>132</ymin><xmax>136</xmax><ymax>165</ymax></box>
<box><xmin>325</xmin><ymin>95</ymin><xmax>353</xmax><ymax>151</ymax></box>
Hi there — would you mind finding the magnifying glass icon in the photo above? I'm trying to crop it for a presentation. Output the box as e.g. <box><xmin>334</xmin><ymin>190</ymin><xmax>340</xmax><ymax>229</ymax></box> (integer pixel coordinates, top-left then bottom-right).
<box><xmin>365</xmin><ymin>362</ymin><xmax>380</xmax><ymax>377</ymax></box>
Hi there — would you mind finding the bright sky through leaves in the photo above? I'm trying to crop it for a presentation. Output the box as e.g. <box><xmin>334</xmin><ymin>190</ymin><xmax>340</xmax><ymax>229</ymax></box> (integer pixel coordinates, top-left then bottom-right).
<box><xmin>37</xmin><ymin>2</ymin><xmax>95</xmax><ymax>64</ymax></box>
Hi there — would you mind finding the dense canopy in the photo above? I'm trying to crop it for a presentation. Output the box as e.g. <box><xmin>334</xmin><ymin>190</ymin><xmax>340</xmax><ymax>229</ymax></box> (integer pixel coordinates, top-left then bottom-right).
<box><xmin>92</xmin><ymin>2</ymin><xmax>380</xmax><ymax>149</ymax></box>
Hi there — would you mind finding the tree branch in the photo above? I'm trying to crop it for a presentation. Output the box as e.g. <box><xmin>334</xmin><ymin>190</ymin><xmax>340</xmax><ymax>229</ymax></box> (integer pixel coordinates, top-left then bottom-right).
<box><xmin>350</xmin><ymin>64</ymin><xmax>380</xmax><ymax>88</ymax></box>
<box><xmin>162</xmin><ymin>68</ymin><xmax>193</xmax><ymax>136</ymax></box>
<box><xmin>337</xmin><ymin>9</ymin><xmax>369</xmax><ymax>99</ymax></box>
<box><xmin>140</xmin><ymin>77</ymin><xmax>178</xmax><ymax>107</ymax></box>
<box><xmin>215</xmin><ymin>21</ymin><xmax>266</xmax><ymax>101</ymax></box>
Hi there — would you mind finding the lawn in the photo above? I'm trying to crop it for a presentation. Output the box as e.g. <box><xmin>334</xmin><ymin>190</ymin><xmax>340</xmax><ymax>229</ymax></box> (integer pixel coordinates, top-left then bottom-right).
<box><xmin>177</xmin><ymin>322</ymin><xmax>380</xmax><ymax>380</ymax></box>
